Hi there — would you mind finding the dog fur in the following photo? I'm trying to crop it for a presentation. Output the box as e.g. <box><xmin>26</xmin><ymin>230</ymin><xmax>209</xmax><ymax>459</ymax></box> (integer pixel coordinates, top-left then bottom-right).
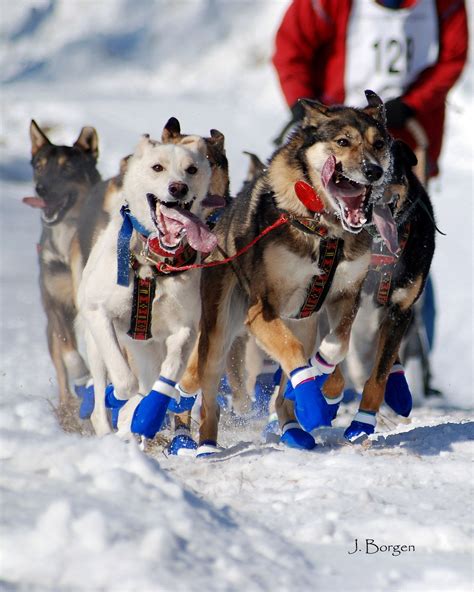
<box><xmin>27</xmin><ymin>120</ymin><xmax>101</xmax><ymax>406</ymax></box>
<box><xmin>180</xmin><ymin>92</ymin><xmax>394</xmax><ymax>444</ymax></box>
<box><xmin>78</xmin><ymin>135</ymin><xmax>212</xmax><ymax>436</ymax></box>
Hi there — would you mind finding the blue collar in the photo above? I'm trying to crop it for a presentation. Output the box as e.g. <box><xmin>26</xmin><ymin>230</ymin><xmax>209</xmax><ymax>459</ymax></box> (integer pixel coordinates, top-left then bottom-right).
<box><xmin>117</xmin><ymin>205</ymin><xmax>152</xmax><ymax>286</ymax></box>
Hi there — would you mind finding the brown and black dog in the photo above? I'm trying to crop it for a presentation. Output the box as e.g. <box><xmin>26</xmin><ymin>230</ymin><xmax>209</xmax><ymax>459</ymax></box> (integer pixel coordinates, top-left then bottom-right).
<box><xmin>25</xmin><ymin>121</ymin><xmax>101</xmax><ymax>407</ymax></box>
<box><xmin>180</xmin><ymin>91</ymin><xmax>394</xmax><ymax>454</ymax></box>
<box><xmin>339</xmin><ymin>138</ymin><xmax>435</xmax><ymax>439</ymax></box>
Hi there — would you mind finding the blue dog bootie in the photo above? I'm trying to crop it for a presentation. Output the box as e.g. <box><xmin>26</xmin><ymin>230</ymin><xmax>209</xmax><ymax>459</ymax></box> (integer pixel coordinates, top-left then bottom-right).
<box><xmin>288</xmin><ymin>367</ymin><xmax>330</xmax><ymax>432</ymax></box>
<box><xmin>280</xmin><ymin>420</ymin><xmax>316</xmax><ymax>450</ymax></box>
<box><xmin>385</xmin><ymin>363</ymin><xmax>413</xmax><ymax>417</ymax></box>
<box><xmin>344</xmin><ymin>410</ymin><xmax>377</xmax><ymax>441</ymax></box>
<box><xmin>74</xmin><ymin>377</ymin><xmax>95</xmax><ymax>419</ymax></box>
<box><xmin>130</xmin><ymin>376</ymin><xmax>176</xmax><ymax>438</ymax></box>
<box><xmin>168</xmin><ymin>426</ymin><xmax>198</xmax><ymax>456</ymax></box>
<box><xmin>168</xmin><ymin>384</ymin><xmax>199</xmax><ymax>414</ymax></box>
<box><xmin>196</xmin><ymin>440</ymin><xmax>222</xmax><ymax>458</ymax></box>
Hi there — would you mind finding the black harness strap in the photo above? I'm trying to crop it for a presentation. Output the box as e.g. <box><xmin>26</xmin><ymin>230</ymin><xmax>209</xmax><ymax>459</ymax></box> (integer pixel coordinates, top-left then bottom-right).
<box><xmin>126</xmin><ymin>244</ymin><xmax>198</xmax><ymax>340</ymax></box>
<box><xmin>297</xmin><ymin>237</ymin><xmax>343</xmax><ymax>319</ymax></box>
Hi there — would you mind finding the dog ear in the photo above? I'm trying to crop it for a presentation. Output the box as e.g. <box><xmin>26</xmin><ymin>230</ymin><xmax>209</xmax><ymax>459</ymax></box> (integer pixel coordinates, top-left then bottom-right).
<box><xmin>243</xmin><ymin>151</ymin><xmax>265</xmax><ymax>181</ymax></box>
<box><xmin>30</xmin><ymin>120</ymin><xmax>51</xmax><ymax>156</ymax></box>
<box><xmin>299</xmin><ymin>98</ymin><xmax>331</xmax><ymax>126</ymax></box>
<box><xmin>134</xmin><ymin>134</ymin><xmax>155</xmax><ymax>157</ymax></box>
<box><xmin>363</xmin><ymin>90</ymin><xmax>386</xmax><ymax>124</ymax></box>
<box><xmin>74</xmin><ymin>126</ymin><xmax>99</xmax><ymax>161</ymax></box>
<box><xmin>393</xmin><ymin>139</ymin><xmax>418</xmax><ymax>168</ymax></box>
<box><xmin>162</xmin><ymin>117</ymin><xmax>181</xmax><ymax>142</ymax></box>
<box><xmin>208</xmin><ymin>129</ymin><xmax>225</xmax><ymax>151</ymax></box>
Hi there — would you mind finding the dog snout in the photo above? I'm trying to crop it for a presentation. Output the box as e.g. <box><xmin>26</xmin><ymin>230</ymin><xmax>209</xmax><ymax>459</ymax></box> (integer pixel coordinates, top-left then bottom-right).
<box><xmin>168</xmin><ymin>182</ymin><xmax>189</xmax><ymax>199</ymax></box>
<box><xmin>36</xmin><ymin>183</ymin><xmax>47</xmax><ymax>197</ymax></box>
<box><xmin>363</xmin><ymin>163</ymin><xmax>384</xmax><ymax>183</ymax></box>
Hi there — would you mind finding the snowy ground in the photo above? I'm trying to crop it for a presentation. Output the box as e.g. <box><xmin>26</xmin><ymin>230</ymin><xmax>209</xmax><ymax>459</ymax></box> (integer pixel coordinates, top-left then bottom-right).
<box><xmin>1</xmin><ymin>2</ymin><xmax>473</xmax><ymax>591</ymax></box>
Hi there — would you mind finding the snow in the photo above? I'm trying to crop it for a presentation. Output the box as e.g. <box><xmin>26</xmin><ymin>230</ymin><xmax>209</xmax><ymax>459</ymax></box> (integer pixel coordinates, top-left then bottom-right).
<box><xmin>0</xmin><ymin>2</ymin><xmax>473</xmax><ymax>591</ymax></box>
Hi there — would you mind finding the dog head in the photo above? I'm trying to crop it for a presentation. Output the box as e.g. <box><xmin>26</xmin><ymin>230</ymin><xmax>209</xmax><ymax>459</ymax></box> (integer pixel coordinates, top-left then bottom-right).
<box><xmin>273</xmin><ymin>91</ymin><xmax>392</xmax><ymax>234</ymax></box>
<box><xmin>162</xmin><ymin>117</ymin><xmax>229</xmax><ymax>209</ymax></box>
<box><xmin>25</xmin><ymin>120</ymin><xmax>100</xmax><ymax>225</ymax></box>
<box><xmin>122</xmin><ymin>134</ymin><xmax>214</xmax><ymax>252</ymax></box>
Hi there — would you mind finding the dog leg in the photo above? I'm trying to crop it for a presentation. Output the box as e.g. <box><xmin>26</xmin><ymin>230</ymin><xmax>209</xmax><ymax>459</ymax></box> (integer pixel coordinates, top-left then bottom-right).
<box><xmin>85</xmin><ymin>327</ymin><xmax>112</xmax><ymax>437</ymax></box>
<box><xmin>196</xmin><ymin>270</ymin><xmax>241</xmax><ymax>451</ymax></box>
<box><xmin>84</xmin><ymin>307</ymin><xmax>138</xmax><ymax>399</ymax></box>
<box><xmin>245</xmin><ymin>299</ymin><xmax>307</xmax><ymax>375</ymax></box>
<box><xmin>345</xmin><ymin>304</ymin><xmax>413</xmax><ymax>440</ymax></box>
<box><xmin>226</xmin><ymin>335</ymin><xmax>252</xmax><ymax>415</ymax></box>
<box><xmin>47</xmin><ymin>322</ymin><xmax>72</xmax><ymax>406</ymax></box>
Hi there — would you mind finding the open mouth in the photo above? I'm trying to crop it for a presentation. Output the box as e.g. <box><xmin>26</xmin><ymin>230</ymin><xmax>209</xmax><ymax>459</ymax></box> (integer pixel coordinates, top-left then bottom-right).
<box><xmin>146</xmin><ymin>193</ymin><xmax>217</xmax><ymax>254</ymax></box>
<box><xmin>41</xmin><ymin>193</ymin><xmax>75</xmax><ymax>225</ymax></box>
<box><xmin>322</xmin><ymin>157</ymin><xmax>372</xmax><ymax>234</ymax></box>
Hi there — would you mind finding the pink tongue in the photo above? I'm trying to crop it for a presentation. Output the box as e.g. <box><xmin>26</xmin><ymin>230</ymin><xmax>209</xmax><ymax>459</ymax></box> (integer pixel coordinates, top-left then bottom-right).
<box><xmin>321</xmin><ymin>155</ymin><xmax>336</xmax><ymax>188</ymax></box>
<box><xmin>23</xmin><ymin>196</ymin><xmax>46</xmax><ymax>209</ymax></box>
<box><xmin>202</xmin><ymin>194</ymin><xmax>226</xmax><ymax>208</ymax></box>
<box><xmin>159</xmin><ymin>205</ymin><xmax>217</xmax><ymax>253</ymax></box>
<box><xmin>372</xmin><ymin>205</ymin><xmax>399</xmax><ymax>254</ymax></box>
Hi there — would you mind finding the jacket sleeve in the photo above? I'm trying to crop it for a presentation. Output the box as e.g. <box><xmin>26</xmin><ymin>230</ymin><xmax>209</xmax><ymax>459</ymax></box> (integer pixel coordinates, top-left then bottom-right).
<box><xmin>403</xmin><ymin>0</ymin><xmax>468</xmax><ymax>113</ymax></box>
<box><xmin>272</xmin><ymin>0</ymin><xmax>333</xmax><ymax>107</ymax></box>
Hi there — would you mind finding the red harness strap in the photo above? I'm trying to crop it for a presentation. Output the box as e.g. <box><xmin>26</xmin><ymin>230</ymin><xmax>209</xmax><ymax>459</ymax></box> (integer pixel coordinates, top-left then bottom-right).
<box><xmin>297</xmin><ymin>237</ymin><xmax>343</xmax><ymax>319</ymax></box>
<box><xmin>370</xmin><ymin>222</ymin><xmax>411</xmax><ymax>307</ymax></box>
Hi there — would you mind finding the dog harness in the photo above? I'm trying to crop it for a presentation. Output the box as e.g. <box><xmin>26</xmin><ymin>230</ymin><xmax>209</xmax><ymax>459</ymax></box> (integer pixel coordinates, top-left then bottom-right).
<box><xmin>367</xmin><ymin>220</ymin><xmax>411</xmax><ymax>306</ymax></box>
<box><xmin>117</xmin><ymin>205</ymin><xmax>198</xmax><ymax>340</ymax></box>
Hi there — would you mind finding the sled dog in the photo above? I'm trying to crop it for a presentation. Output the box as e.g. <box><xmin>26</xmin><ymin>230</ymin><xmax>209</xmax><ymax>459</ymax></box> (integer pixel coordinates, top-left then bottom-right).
<box><xmin>78</xmin><ymin>135</ymin><xmax>214</xmax><ymax>438</ymax></box>
<box><xmin>341</xmin><ymin>139</ymin><xmax>435</xmax><ymax>438</ymax></box>
<box><xmin>180</xmin><ymin>91</ymin><xmax>394</xmax><ymax>453</ymax></box>
<box><xmin>25</xmin><ymin>120</ymin><xmax>101</xmax><ymax>407</ymax></box>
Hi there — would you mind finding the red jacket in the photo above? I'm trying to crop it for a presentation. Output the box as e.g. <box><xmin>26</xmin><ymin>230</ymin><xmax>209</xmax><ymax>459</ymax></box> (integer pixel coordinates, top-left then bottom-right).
<box><xmin>273</xmin><ymin>0</ymin><xmax>468</xmax><ymax>175</ymax></box>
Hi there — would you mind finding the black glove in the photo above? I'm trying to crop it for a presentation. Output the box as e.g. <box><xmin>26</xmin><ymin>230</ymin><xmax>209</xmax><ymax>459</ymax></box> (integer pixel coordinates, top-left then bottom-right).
<box><xmin>273</xmin><ymin>101</ymin><xmax>306</xmax><ymax>146</ymax></box>
<box><xmin>384</xmin><ymin>97</ymin><xmax>415</xmax><ymax>129</ymax></box>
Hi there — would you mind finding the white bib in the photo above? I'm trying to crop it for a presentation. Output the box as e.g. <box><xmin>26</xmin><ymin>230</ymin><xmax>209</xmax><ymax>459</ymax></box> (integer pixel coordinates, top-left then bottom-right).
<box><xmin>344</xmin><ymin>0</ymin><xmax>439</xmax><ymax>107</ymax></box>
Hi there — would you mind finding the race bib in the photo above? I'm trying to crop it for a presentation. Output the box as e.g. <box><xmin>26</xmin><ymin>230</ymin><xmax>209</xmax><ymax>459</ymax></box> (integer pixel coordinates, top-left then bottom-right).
<box><xmin>344</xmin><ymin>0</ymin><xmax>439</xmax><ymax>106</ymax></box>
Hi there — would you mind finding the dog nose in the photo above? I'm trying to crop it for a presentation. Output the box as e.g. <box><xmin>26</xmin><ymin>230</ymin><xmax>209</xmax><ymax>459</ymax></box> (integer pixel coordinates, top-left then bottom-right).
<box><xmin>36</xmin><ymin>183</ymin><xmax>47</xmax><ymax>196</ymax></box>
<box><xmin>363</xmin><ymin>163</ymin><xmax>383</xmax><ymax>183</ymax></box>
<box><xmin>168</xmin><ymin>182</ymin><xmax>189</xmax><ymax>199</ymax></box>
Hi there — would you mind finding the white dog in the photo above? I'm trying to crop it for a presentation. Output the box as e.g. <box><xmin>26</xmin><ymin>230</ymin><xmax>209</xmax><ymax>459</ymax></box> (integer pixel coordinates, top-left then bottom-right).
<box><xmin>78</xmin><ymin>135</ymin><xmax>214</xmax><ymax>442</ymax></box>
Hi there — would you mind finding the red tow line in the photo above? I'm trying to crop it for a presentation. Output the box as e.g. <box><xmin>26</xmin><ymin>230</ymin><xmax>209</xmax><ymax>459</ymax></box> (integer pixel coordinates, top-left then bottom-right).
<box><xmin>158</xmin><ymin>181</ymin><xmax>325</xmax><ymax>274</ymax></box>
<box><xmin>159</xmin><ymin>213</ymin><xmax>290</xmax><ymax>273</ymax></box>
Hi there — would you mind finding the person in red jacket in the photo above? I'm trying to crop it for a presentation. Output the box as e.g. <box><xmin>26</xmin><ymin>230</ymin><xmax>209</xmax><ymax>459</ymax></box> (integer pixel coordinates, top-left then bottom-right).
<box><xmin>272</xmin><ymin>0</ymin><xmax>468</xmax><ymax>397</ymax></box>
<box><xmin>273</xmin><ymin>0</ymin><xmax>468</xmax><ymax>177</ymax></box>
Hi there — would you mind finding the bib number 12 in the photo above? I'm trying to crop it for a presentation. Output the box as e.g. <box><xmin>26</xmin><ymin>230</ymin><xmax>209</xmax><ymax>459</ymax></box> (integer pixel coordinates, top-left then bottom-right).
<box><xmin>373</xmin><ymin>37</ymin><xmax>414</xmax><ymax>75</ymax></box>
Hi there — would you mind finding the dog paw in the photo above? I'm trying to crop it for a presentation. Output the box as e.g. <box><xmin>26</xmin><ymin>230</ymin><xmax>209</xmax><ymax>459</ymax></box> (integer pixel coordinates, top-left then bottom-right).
<box><xmin>385</xmin><ymin>364</ymin><xmax>413</xmax><ymax>417</ymax></box>
<box><xmin>168</xmin><ymin>385</ymin><xmax>198</xmax><ymax>414</ymax></box>
<box><xmin>168</xmin><ymin>428</ymin><xmax>198</xmax><ymax>456</ymax></box>
<box><xmin>344</xmin><ymin>411</ymin><xmax>377</xmax><ymax>442</ymax></box>
<box><xmin>280</xmin><ymin>421</ymin><xmax>316</xmax><ymax>450</ymax></box>
<box><xmin>74</xmin><ymin>382</ymin><xmax>95</xmax><ymax>419</ymax></box>
<box><xmin>129</xmin><ymin>390</ymin><xmax>171</xmax><ymax>439</ymax></box>
<box><xmin>287</xmin><ymin>369</ymin><xmax>333</xmax><ymax>432</ymax></box>
<box><xmin>196</xmin><ymin>440</ymin><xmax>222</xmax><ymax>458</ymax></box>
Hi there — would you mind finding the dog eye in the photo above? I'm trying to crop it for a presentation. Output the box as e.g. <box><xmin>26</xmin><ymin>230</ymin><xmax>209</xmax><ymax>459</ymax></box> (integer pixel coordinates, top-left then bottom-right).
<box><xmin>187</xmin><ymin>165</ymin><xmax>198</xmax><ymax>175</ymax></box>
<box><xmin>373</xmin><ymin>139</ymin><xmax>385</xmax><ymax>150</ymax></box>
<box><xmin>336</xmin><ymin>138</ymin><xmax>350</xmax><ymax>147</ymax></box>
<box><xmin>152</xmin><ymin>164</ymin><xmax>164</xmax><ymax>172</ymax></box>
